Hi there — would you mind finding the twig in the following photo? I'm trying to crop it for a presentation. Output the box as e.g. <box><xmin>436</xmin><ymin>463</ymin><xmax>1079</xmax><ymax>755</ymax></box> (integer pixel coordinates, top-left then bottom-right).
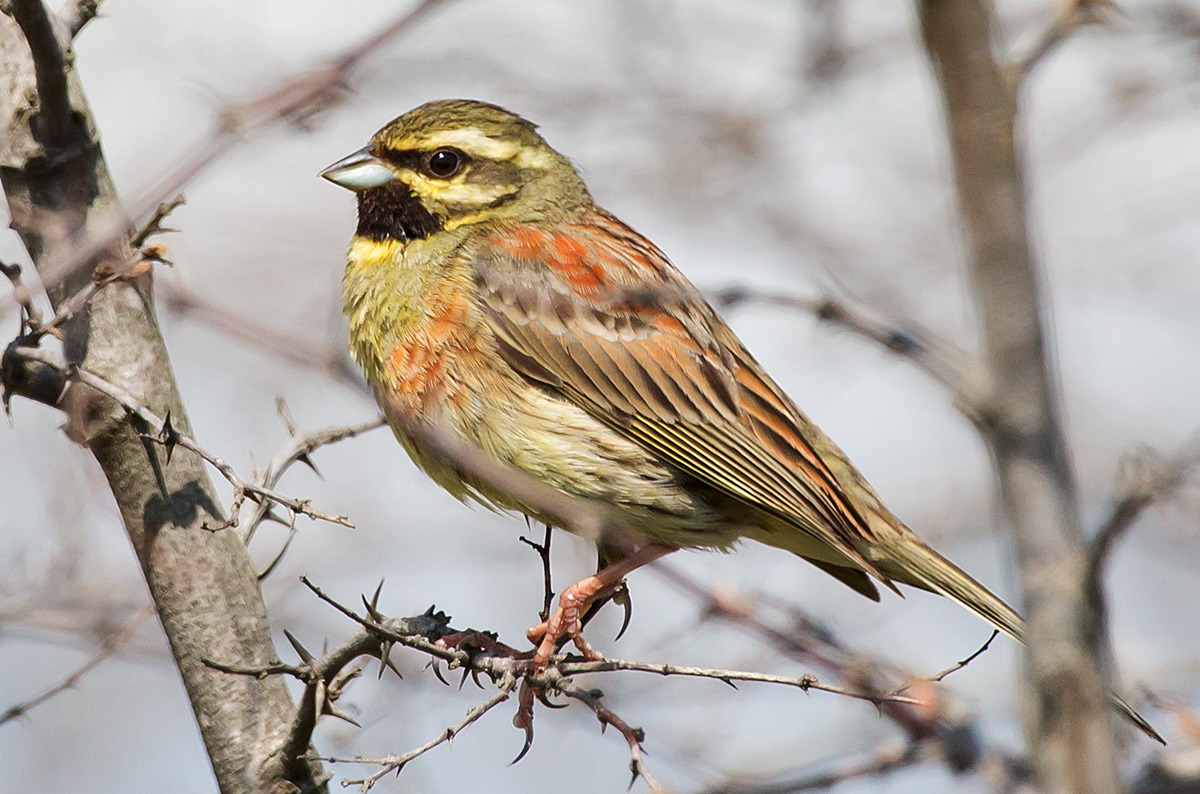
<box><xmin>329</xmin><ymin>680</ymin><xmax>517</xmax><ymax>792</ymax></box>
<box><xmin>699</xmin><ymin>742</ymin><xmax>922</xmax><ymax>794</ymax></box>
<box><xmin>1009</xmin><ymin>0</ymin><xmax>1112</xmax><ymax>85</ymax></box>
<box><xmin>553</xmin><ymin>659</ymin><xmax>919</xmax><ymax>706</ymax></box>
<box><xmin>34</xmin><ymin>0</ymin><xmax>455</xmax><ymax>294</ymax></box>
<box><xmin>519</xmin><ymin>524</ymin><xmax>554</xmax><ymax>622</ymax></box>
<box><xmin>559</xmin><ymin>680</ymin><xmax>667</xmax><ymax>794</ymax></box>
<box><xmin>0</xmin><ymin>604</ymin><xmax>153</xmax><ymax>727</ymax></box>
<box><xmin>5</xmin><ymin>346</ymin><xmax>353</xmax><ymax>529</ymax></box>
<box><xmin>243</xmin><ymin>398</ymin><xmax>385</xmax><ymax>546</ymax></box>
<box><xmin>924</xmin><ymin>630</ymin><xmax>999</xmax><ymax>685</ymax></box>
<box><xmin>1086</xmin><ymin>432</ymin><xmax>1200</xmax><ymax>597</ymax></box>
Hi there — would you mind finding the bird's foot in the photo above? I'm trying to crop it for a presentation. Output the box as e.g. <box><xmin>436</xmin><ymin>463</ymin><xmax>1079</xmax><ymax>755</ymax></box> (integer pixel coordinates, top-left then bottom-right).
<box><xmin>527</xmin><ymin>573</ymin><xmax>610</xmax><ymax>668</ymax></box>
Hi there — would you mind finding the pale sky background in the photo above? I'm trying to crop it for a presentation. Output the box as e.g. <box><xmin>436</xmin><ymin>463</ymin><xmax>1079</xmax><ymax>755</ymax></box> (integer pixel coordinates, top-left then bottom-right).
<box><xmin>2</xmin><ymin>1</ymin><xmax>1200</xmax><ymax>792</ymax></box>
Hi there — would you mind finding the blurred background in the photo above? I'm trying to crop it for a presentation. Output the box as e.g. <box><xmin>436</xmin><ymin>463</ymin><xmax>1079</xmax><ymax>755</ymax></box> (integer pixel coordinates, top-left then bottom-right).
<box><xmin>2</xmin><ymin>0</ymin><xmax>1200</xmax><ymax>791</ymax></box>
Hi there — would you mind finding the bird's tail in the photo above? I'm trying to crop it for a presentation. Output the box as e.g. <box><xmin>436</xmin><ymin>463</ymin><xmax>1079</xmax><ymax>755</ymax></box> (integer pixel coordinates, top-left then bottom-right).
<box><xmin>878</xmin><ymin>536</ymin><xmax>1164</xmax><ymax>744</ymax></box>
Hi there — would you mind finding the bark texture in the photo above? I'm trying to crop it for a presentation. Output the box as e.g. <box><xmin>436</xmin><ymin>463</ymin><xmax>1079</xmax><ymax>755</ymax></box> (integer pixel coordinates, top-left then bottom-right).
<box><xmin>0</xmin><ymin>5</ymin><xmax>324</xmax><ymax>792</ymax></box>
<box><xmin>919</xmin><ymin>2</ymin><xmax>1122</xmax><ymax>793</ymax></box>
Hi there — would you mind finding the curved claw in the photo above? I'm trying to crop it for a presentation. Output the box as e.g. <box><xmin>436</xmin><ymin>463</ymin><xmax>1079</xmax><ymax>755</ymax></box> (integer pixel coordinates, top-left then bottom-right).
<box><xmin>535</xmin><ymin>688</ymin><xmax>569</xmax><ymax>710</ymax></box>
<box><xmin>510</xmin><ymin>681</ymin><xmax>536</xmax><ymax>764</ymax></box>
<box><xmin>612</xmin><ymin>581</ymin><xmax>633</xmax><ymax>641</ymax></box>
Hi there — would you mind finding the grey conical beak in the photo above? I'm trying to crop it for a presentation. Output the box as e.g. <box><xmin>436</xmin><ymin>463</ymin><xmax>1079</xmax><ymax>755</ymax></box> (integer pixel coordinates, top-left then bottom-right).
<box><xmin>319</xmin><ymin>148</ymin><xmax>396</xmax><ymax>191</ymax></box>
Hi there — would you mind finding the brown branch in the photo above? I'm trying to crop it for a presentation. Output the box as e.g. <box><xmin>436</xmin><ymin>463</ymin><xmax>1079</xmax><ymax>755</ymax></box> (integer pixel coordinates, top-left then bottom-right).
<box><xmin>0</xmin><ymin>604</ymin><xmax>154</xmax><ymax>727</ymax></box>
<box><xmin>243</xmin><ymin>398</ymin><xmax>385</xmax><ymax>546</ymax></box>
<box><xmin>920</xmin><ymin>1</ymin><xmax>1124</xmax><ymax>791</ymax></box>
<box><xmin>1086</xmin><ymin>433</ymin><xmax>1200</xmax><ymax>598</ymax></box>
<box><xmin>1009</xmin><ymin>0</ymin><xmax>1112</xmax><ymax>86</ymax></box>
<box><xmin>923</xmin><ymin>630</ymin><xmax>999</xmax><ymax>685</ymax></box>
<box><xmin>558</xmin><ymin>680</ymin><xmax>667</xmax><ymax>794</ymax></box>
<box><xmin>328</xmin><ymin>681</ymin><xmax>517</xmax><ymax>792</ymax></box>
<box><xmin>699</xmin><ymin>742</ymin><xmax>923</xmax><ymax>794</ymax></box>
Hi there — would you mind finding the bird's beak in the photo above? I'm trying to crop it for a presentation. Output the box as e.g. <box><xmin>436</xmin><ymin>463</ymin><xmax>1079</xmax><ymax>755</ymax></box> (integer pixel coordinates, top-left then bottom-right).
<box><xmin>319</xmin><ymin>147</ymin><xmax>396</xmax><ymax>191</ymax></box>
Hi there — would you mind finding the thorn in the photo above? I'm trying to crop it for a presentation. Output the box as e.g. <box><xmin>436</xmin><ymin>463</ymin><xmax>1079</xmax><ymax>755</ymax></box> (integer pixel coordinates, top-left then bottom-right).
<box><xmin>458</xmin><ymin>667</ymin><xmax>470</xmax><ymax>691</ymax></box>
<box><xmin>283</xmin><ymin>629</ymin><xmax>315</xmax><ymax>664</ymax></box>
<box><xmin>379</xmin><ymin>643</ymin><xmax>402</xmax><ymax>680</ymax></box>
<box><xmin>297</xmin><ymin>451</ymin><xmax>322</xmax><ymax>478</ymax></box>
<box><xmin>324</xmin><ymin>700</ymin><xmax>362</xmax><ymax>727</ymax></box>
<box><xmin>263</xmin><ymin>508</ymin><xmax>291</xmax><ymax>526</ymax></box>
<box><xmin>535</xmin><ymin>689</ymin><xmax>568</xmax><ymax>710</ymax></box>
<box><xmin>429</xmin><ymin>661</ymin><xmax>450</xmax><ymax>687</ymax></box>
<box><xmin>362</xmin><ymin>582</ymin><xmax>386</xmax><ymax>623</ymax></box>
<box><xmin>160</xmin><ymin>410</ymin><xmax>180</xmax><ymax>464</ymax></box>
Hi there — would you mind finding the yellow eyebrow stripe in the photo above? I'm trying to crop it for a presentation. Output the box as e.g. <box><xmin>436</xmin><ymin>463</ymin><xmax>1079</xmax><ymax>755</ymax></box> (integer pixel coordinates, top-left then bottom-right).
<box><xmin>405</xmin><ymin>127</ymin><xmax>556</xmax><ymax>169</ymax></box>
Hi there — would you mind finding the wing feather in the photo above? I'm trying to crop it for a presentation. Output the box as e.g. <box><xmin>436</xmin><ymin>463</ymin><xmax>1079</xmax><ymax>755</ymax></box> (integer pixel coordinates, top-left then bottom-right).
<box><xmin>468</xmin><ymin>210</ymin><xmax>889</xmax><ymax>583</ymax></box>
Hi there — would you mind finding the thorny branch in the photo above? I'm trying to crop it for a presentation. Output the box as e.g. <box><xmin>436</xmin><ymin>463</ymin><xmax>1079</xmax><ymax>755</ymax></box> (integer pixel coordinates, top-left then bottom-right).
<box><xmin>324</xmin><ymin>682</ymin><xmax>517</xmax><ymax>792</ymax></box>
<box><xmin>559</xmin><ymin>680</ymin><xmax>667</xmax><ymax>794</ymax></box>
<box><xmin>0</xmin><ymin>604</ymin><xmax>154</xmax><ymax>727</ymax></box>
<box><xmin>244</xmin><ymin>397</ymin><xmax>385</xmax><ymax>548</ymax></box>
<box><xmin>1</xmin><ymin>345</ymin><xmax>353</xmax><ymax>529</ymax></box>
<box><xmin>202</xmin><ymin>578</ymin><xmax>925</xmax><ymax>791</ymax></box>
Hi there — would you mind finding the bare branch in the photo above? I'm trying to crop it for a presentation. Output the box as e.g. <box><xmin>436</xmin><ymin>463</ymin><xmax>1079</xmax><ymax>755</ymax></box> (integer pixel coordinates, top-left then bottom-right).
<box><xmin>243</xmin><ymin>398</ymin><xmax>385</xmax><ymax>545</ymax></box>
<box><xmin>921</xmin><ymin>0</ymin><xmax>1125</xmax><ymax>788</ymax></box>
<box><xmin>699</xmin><ymin>742</ymin><xmax>922</xmax><ymax>794</ymax></box>
<box><xmin>558</xmin><ymin>681</ymin><xmax>667</xmax><ymax>794</ymax></box>
<box><xmin>1086</xmin><ymin>433</ymin><xmax>1200</xmax><ymax>596</ymax></box>
<box><xmin>0</xmin><ymin>604</ymin><xmax>154</xmax><ymax>727</ymax></box>
<box><xmin>4</xmin><ymin>345</ymin><xmax>353</xmax><ymax>529</ymax></box>
<box><xmin>330</xmin><ymin>681</ymin><xmax>517</xmax><ymax>792</ymax></box>
<box><xmin>924</xmin><ymin>630</ymin><xmax>999</xmax><ymax>685</ymax></box>
<box><xmin>1009</xmin><ymin>0</ymin><xmax>1113</xmax><ymax>86</ymax></box>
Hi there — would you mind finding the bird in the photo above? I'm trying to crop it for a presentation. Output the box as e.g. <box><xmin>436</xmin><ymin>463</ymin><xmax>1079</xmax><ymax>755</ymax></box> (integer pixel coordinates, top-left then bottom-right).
<box><xmin>321</xmin><ymin>99</ymin><xmax>1158</xmax><ymax>741</ymax></box>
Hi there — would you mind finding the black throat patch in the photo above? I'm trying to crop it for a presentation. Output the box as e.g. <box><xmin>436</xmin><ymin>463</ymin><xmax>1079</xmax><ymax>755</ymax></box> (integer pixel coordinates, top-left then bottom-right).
<box><xmin>356</xmin><ymin>182</ymin><xmax>444</xmax><ymax>242</ymax></box>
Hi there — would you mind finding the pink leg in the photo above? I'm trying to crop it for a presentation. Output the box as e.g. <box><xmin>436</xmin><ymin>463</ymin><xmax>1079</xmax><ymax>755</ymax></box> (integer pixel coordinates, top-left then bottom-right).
<box><xmin>528</xmin><ymin>543</ymin><xmax>675</xmax><ymax>668</ymax></box>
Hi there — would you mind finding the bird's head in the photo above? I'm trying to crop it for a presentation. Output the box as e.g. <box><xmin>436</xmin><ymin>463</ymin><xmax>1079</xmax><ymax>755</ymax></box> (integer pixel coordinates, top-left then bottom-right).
<box><xmin>321</xmin><ymin>99</ymin><xmax>590</xmax><ymax>242</ymax></box>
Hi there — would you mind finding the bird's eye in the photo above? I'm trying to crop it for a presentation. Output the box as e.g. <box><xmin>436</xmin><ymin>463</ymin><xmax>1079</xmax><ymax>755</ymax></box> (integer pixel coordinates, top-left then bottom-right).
<box><xmin>424</xmin><ymin>148</ymin><xmax>464</xmax><ymax>178</ymax></box>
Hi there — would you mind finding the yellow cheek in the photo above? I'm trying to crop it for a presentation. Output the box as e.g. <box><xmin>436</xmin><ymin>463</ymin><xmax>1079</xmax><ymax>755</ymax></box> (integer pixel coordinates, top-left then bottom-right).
<box><xmin>403</xmin><ymin>172</ymin><xmax>515</xmax><ymax>205</ymax></box>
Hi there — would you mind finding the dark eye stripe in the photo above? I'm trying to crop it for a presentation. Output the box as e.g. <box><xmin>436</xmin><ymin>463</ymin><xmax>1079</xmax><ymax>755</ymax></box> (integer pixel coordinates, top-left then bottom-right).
<box><xmin>376</xmin><ymin>146</ymin><xmax>470</xmax><ymax>177</ymax></box>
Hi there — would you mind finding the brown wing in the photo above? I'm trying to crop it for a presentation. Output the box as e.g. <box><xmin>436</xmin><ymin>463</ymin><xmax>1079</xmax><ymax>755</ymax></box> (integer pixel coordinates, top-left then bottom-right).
<box><xmin>467</xmin><ymin>209</ymin><xmax>891</xmax><ymax>585</ymax></box>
